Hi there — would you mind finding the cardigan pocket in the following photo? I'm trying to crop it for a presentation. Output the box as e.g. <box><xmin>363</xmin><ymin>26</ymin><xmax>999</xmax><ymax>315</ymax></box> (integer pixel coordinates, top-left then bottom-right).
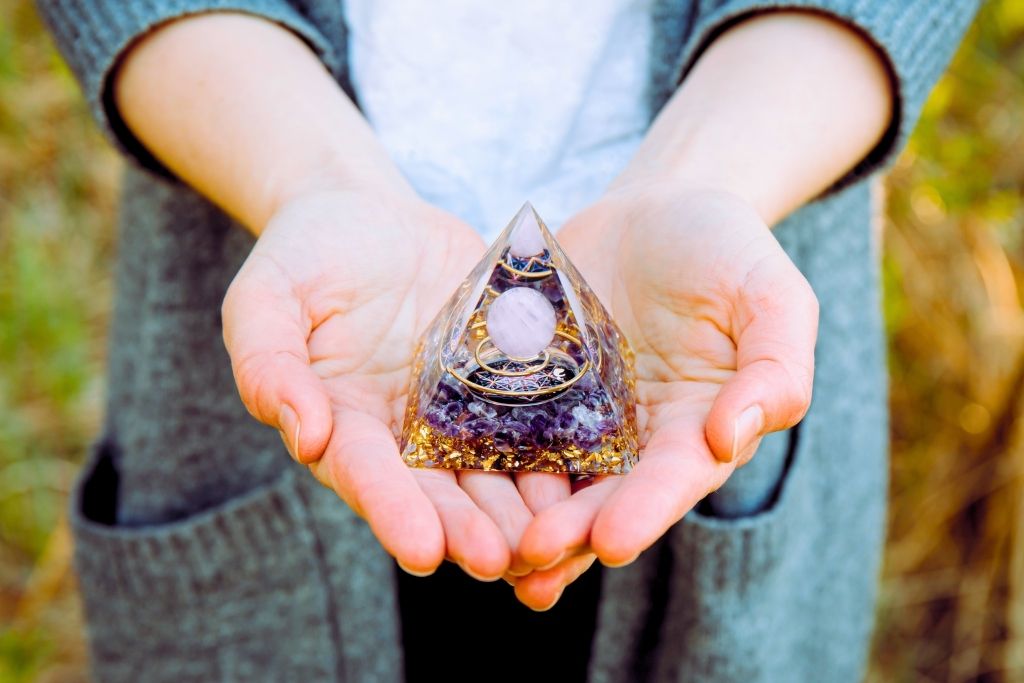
<box><xmin>670</xmin><ymin>419</ymin><xmax>813</xmax><ymax>588</ymax></box>
<box><xmin>650</xmin><ymin>421</ymin><xmax>823</xmax><ymax>683</ymax></box>
<box><xmin>68</xmin><ymin>436</ymin><xmax>343</xmax><ymax>683</ymax></box>
<box><xmin>699</xmin><ymin>426</ymin><xmax>795</xmax><ymax>519</ymax></box>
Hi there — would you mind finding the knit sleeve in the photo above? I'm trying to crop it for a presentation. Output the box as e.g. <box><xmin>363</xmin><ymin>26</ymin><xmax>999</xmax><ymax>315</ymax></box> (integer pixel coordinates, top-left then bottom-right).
<box><xmin>35</xmin><ymin>0</ymin><xmax>341</xmax><ymax>174</ymax></box>
<box><xmin>672</xmin><ymin>0</ymin><xmax>979</xmax><ymax>194</ymax></box>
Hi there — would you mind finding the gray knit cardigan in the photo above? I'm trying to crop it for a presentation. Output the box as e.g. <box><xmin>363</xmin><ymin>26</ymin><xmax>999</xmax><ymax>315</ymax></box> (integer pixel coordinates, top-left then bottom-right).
<box><xmin>36</xmin><ymin>1</ymin><xmax>976</xmax><ymax>681</ymax></box>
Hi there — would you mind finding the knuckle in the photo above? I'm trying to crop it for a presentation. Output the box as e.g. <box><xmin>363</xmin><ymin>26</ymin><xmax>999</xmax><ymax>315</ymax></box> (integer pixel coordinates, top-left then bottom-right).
<box><xmin>221</xmin><ymin>274</ymin><xmax>251</xmax><ymax>322</ymax></box>
<box><xmin>232</xmin><ymin>353</ymin><xmax>269</xmax><ymax>419</ymax></box>
<box><xmin>799</xmin><ymin>277</ymin><xmax>820</xmax><ymax>323</ymax></box>
<box><xmin>231</xmin><ymin>349</ymin><xmax>305</xmax><ymax>421</ymax></box>
<box><xmin>752</xmin><ymin>356</ymin><xmax>813</xmax><ymax>426</ymax></box>
<box><xmin>777</xmin><ymin>359</ymin><xmax>814</xmax><ymax>423</ymax></box>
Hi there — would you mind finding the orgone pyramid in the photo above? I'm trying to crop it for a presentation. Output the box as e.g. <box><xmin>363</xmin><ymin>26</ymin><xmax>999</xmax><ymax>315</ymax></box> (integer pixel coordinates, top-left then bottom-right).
<box><xmin>400</xmin><ymin>202</ymin><xmax>638</xmax><ymax>474</ymax></box>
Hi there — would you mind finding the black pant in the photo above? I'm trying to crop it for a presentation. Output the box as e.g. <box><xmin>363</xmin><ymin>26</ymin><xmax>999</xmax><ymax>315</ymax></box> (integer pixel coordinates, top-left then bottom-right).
<box><xmin>397</xmin><ymin>558</ymin><xmax>603</xmax><ymax>682</ymax></box>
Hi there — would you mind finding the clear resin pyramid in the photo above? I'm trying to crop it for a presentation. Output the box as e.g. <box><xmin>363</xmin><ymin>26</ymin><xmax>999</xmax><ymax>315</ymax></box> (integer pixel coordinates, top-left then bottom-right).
<box><xmin>400</xmin><ymin>202</ymin><xmax>639</xmax><ymax>474</ymax></box>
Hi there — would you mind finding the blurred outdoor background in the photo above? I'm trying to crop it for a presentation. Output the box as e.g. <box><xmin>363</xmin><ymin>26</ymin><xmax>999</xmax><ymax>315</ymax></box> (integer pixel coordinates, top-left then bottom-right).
<box><xmin>0</xmin><ymin>1</ymin><xmax>1022</xmax><ymax>681</ymax></box>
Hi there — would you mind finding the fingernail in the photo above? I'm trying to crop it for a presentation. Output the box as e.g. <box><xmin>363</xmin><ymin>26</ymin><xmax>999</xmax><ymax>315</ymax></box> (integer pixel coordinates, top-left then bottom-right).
<box><xmin>531</xmin><ymin>589</ymin><xmax>564</xmax><ymax>612</ymax></box>
<box><xmin>731</xmin><ymin>405</ymin><xmax>764</xmax><ymax>462</ymax></box>
<box><xmin>602</xmin><ymin>552</ymin><xmax>639</xmax><ymax>569</ymax></box>
<box><xmin>537</xmin><ymin>551</ymin><xmax>566</xmax><ymax>572</ymax></box>
<box><xmin>397</xmin><ymin>561</ymin><xmax>434</xmax><ymax>578</ymax></box>
<box><xmin>458</xmin><ymin>561</ymin><xmax>500</xmax><ymax>582</ymax></box>
<box><xmin>279</xmin><ymin>405</ymin><xmax>301</xmax><ymax>460</ymax></box>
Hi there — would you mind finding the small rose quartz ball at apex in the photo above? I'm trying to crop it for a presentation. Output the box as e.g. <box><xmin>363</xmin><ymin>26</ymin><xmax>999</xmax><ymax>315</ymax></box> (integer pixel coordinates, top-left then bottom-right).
<box><xmin>508</xmin><ymin>208</ymin><xmax>547</xmax><ymax>258</ymax></box>
<box><xmin>485</xmin><ymin>286</ymin><xmax>557</xmax><ymax>359</ymax></box>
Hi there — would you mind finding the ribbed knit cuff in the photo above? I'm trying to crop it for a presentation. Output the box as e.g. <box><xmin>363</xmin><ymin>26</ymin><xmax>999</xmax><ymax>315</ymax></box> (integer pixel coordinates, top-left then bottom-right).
<box><xmin>670</xmin><ymin>0</ymin><xmax>979</xmax><ymax>194</ymax></box>
<box><xmin>36</xmin><ymin>0</ymin><xmax>341</xmax><ymax>175</ymax></box>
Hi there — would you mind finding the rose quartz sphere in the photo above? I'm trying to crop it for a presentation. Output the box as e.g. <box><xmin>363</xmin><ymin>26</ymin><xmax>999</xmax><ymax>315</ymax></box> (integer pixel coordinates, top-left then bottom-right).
<box><xmin>486</xmin><ymin>287</ymin><xmax>557</xmax><ymax>359</ymax></box>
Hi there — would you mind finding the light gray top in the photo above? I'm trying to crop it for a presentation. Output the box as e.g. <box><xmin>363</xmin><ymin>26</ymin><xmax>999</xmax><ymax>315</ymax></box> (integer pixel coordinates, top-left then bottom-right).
<box><xmin>346</xmin><ymin>0</ymin><xmax>656</xmax><ymax>235</ymax></box>
<box><xmin>36</xmin><ymin>0</ymin><xmax>977</xmax><ymax>681</ymax></box>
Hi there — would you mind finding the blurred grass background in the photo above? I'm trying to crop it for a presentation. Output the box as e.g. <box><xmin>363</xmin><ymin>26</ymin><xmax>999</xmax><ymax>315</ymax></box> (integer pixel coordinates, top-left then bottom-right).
<box><xmin>0</xmin><ymin>0</ymin><xmax>1021</xmax><ymax>681</ymax></box>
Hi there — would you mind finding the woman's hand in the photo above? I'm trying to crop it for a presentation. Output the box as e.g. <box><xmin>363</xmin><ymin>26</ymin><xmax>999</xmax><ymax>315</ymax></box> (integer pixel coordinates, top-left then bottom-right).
<box><xmin>508</xmin><ymin>8</ymin><xmax>894</xmax><ymax>608</ymax></box>
<box><xmin>110</xmin><ymin>6</ymin><xmax>882</xmax><ymax>609</ymax></box>
<box><xmin>511</xmin><ymin>181</ymin><xmax>819</xmax><ymax>607</ymax></box>
<box><xmin>113</xmin><ymin>13</ymin><xmax>575</xmax><ymax>583</ymax></box>
<box><xmin>222</xmin><ymin>188</ymin><xmax>562</xmax><ymax>579</ymax></box>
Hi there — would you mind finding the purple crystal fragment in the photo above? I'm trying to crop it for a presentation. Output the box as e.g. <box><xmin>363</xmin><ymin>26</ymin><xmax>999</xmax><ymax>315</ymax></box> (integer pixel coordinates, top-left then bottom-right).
<box><xmin>575</xmin><ymin>425</ymin><xmax>601</xmax><ymax>450</ymax></box>
<box><xmin>534</xmin><ymin>429</ymin><xmax>555</xmax><ymax>449</ymax></box>
<box><xmin>494</xmin><ymin>420</ymin><xmax>530</xmax><ymax>453</ymax></box>
<box><xmin>425</xmin><ymin>409</ymin><xmax>443</xmax><ymax>430</ymax></box>
<box><xmin>441</xmin><ymin>401</ymin><xmax>463</xmax><ymax>420</ymax></box>
<box><xmin>436</xmin><ymin>382</ymin><xmax>460</xmax><ymax>403</ymax></box>
<box><xmin>541</xmin><ymin>279</ymin><xmax>564</xmax><ymax>305</ymax></box>
<box><xmin>554</xmin><ymin>411</ymin><xmax>577</xmax><ymax>434</ymax></box>
<box><xmin>527</xmin><ymin>412</ymin><xmax>550</xmax><ymax>435</ymax></box>
<box><xmin>462</xmin><ymin>417</ymin><xmax>498</xmax><ymax>438</ymax></box>
<box><xmin>468</xmin><ymin>401</ymin><xmax>498</xmax><ymax>419</ymax></box>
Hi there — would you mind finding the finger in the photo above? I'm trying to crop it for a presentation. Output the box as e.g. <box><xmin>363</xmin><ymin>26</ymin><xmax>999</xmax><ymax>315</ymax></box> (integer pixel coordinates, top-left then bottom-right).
<box><xmin>514</xmin><ymin>554</ymin><xmax>597</xmax><ymax>611</ymax></box>
<box><xmin>457</xmin><ymin>470</ymin><xmax>534</xmax><ymax>576</ymax></box>
<box><xmin>311</xmin><ymin>409</ymin><xmax>445</xmax><ymax>575</ymax></box>
<box><xmin>590</xmin><ymin>421</ymin><xmax>732</xmax><ymax>567</ymax></box>
<box><xmin>518</xmin><ymin>477</ymin><xmax>620</xmax><ymax>569</ymax></box>
<box><xmin>514</xmin><ymin>472</ymin><xmax>571</xmax><ymax>514</ymax></box>
<box><xmin>735</xmin><ymin>435</ymin><xmax>764</xmax><ymax>469</ymax></box>
<box><xmin>706</xmin><ymin>265</ymin><xmax>818</xmax><ymax>462</ymax></box>
<box><xmin>414</xmin><ymin>469</ymin><xmax>511</xmax><ymax>581</ymax></box>
<box><xmin>222</xmin><ymin>280</ymin><xmax>332</xmax><ymax>463</ymax></box>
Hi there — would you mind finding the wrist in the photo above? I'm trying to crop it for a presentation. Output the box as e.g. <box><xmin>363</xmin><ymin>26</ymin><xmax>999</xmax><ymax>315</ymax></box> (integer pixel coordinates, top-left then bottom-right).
<box><xmin>606</xmin><ymin>167</ymin><xmax>762</xmax><ymax>223</ymax></box>
<box><xmin>566</xmin><ymin>176</ymin><xmax>761</xmax><ymax>272</ymax></box>
<box><xmin>609</xmin><ymin>117</ymin><xmax>791</xmax><ymax>227</ymax></box>
<box><xmin>261</xmin><ymin>149</ymin><xmax>416</xmax><ymax>229</ymax></box>
<box><xmin>113</xmin><ymin>11</ymin><xmax>417</xmax><ymax>235</ymax></box>
<box><xmin>609</xmin><ymin>11</ymin><xmax>893</xmax><ymax>227</ymax></box>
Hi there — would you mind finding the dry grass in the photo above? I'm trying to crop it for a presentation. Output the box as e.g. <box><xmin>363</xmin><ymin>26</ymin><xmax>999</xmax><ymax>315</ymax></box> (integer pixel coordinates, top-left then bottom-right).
<box><xmin>870</xmin><ymin>3</ymin><xmax>1024</xmax><ymax>681</ymax></box>
<box><xmin>0</xmin><ymin>1</ymin><xmax>1021</xmax><ymax>681</ymax></box>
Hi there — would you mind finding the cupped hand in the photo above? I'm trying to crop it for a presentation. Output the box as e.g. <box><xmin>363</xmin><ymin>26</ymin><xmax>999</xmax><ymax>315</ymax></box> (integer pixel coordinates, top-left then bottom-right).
<box><xmin>512</xmin><ymin>182</ymin><xmax>819</xmax><ymax>607</ymax></box>
<box><xmin>221</xmin><ymin>188</ymin><xmax>563</xmax><ymax>579</ymax></box>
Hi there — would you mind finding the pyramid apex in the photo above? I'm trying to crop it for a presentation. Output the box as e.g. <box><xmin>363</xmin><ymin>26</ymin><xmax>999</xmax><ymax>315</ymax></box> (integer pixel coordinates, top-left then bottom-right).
<box><xmin>509</xmin><ymin>201</ymin><xmax>546</xmax><ymax>258</ymax></box>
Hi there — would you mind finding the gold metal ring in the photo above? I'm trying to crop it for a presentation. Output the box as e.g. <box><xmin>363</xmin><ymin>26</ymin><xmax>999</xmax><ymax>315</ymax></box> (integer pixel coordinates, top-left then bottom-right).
<box><xmin>448</xmin><ymin>357</ymin><xmax>591</xmax><ymax>398</ymax></box>
<box><xmin>440</xmin><ymin>329</ymin><xmax>597</xmax><ymax>399</ymax></box>
<box><xmin>474</xmin><ymin>338</ymin><xmax>550</xmax><ymax>376</ymax></box>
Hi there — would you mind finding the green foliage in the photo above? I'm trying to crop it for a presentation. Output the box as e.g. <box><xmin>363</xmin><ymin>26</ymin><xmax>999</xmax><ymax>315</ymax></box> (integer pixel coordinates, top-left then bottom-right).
<box><xmin>0</xmin><ymin>1</ymin><xmax>117</xmax><ymax>679</ymax></box>
<box><xmin>0</xmin><ymin>0</ymin><xmax>116</xmax><ymax>547</ymax></box>
<box><xmin>0</xmin><ymin>628</ymin><xmax>50</xmax><ymax>683</ymax></box>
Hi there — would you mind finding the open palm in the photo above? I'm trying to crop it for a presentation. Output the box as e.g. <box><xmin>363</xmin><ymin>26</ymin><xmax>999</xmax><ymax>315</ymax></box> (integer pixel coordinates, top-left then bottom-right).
<box><xmin>514</xmin><ymin>185</ymin><xmax>818</xmax><ymax>605</ymax></box>
<box><xmin>222</xmin><ymin>189</ymin><xmax>559</xmax><ymax>578</ymax></box>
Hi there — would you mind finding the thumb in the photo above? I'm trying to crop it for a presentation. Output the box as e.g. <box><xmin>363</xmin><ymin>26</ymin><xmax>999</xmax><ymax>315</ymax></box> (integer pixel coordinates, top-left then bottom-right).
<box><xmin>222</xmin><ymin>279</ymin><xmax>333</xmax><ymax>463</ymax></box>
<box><xmin>705</xmin><ymin>261</ymin><xmax>818</xmax><ymax>464</ymax></box>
